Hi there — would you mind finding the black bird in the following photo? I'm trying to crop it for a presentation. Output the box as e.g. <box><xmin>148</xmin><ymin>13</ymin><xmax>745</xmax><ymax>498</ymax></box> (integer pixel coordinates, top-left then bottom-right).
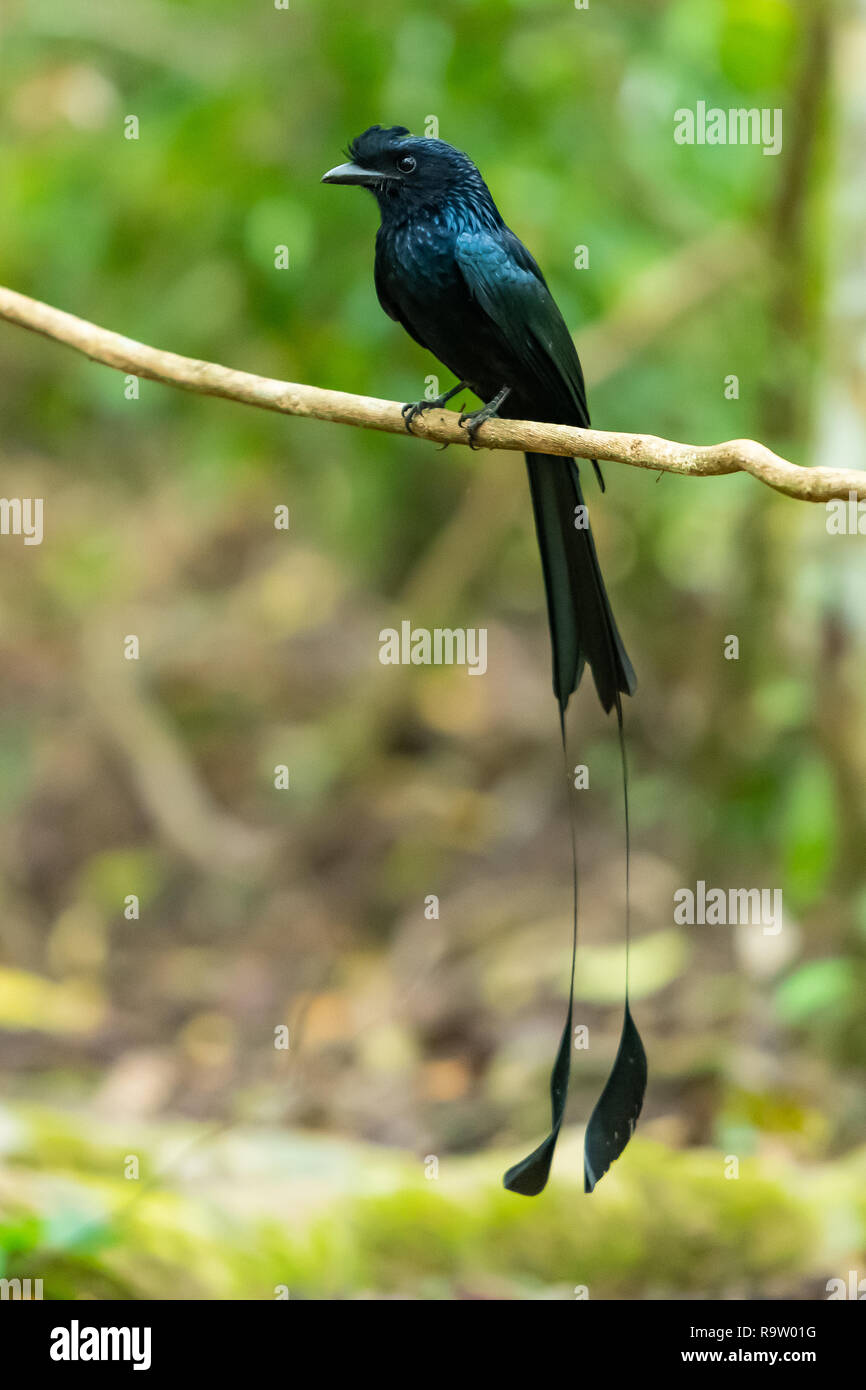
<box><xmin>323</xmin><ymin>126</ymin><xmax>645</xmax><ymax>1194</ymax></box>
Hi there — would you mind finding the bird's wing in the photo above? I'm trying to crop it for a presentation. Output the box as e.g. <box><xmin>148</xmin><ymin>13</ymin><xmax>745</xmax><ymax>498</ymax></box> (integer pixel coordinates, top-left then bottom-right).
<box><xmin>454</xmin><ymin>226</ymin><xmax>590</xmax><ymax>427</ymax></box>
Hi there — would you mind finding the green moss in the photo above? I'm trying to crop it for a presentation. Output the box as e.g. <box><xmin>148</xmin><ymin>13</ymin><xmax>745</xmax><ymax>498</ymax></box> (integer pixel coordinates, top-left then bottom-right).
<box><xmin>0</xmin><ymin>1105</ymin><xmax>847</xmax><ymax>1300</ymax></box>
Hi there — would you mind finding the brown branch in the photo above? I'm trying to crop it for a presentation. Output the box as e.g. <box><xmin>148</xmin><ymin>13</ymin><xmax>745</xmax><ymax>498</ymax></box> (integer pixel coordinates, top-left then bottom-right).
<box><xmin>1</xmin><ymin>283</ymin><xmax>862</xmax><ymax>502</ymax></box>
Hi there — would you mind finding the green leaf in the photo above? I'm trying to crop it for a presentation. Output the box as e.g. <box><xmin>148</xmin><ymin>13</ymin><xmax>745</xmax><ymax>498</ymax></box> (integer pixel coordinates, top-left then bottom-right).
<box><xmin>775</xmin><ymin>958</ymin><xmax>854</xmax><ymax>1025</ymax></box>
<box><xmin>780</xmin><ymin>758</ymin><xmax>838</xmax><ymax>909</ymax></box>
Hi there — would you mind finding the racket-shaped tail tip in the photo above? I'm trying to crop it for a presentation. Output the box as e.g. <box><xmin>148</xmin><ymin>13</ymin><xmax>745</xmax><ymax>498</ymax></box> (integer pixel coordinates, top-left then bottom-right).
<box><xmin>583</xmin><ymin>1002</ymin><xmax>647</xmax><ymax>1193</ymax></box>
<box><xmin>502</xmin><ymin>1137</ymin><xmax>556</xmax><ymax>1196</ymax></box>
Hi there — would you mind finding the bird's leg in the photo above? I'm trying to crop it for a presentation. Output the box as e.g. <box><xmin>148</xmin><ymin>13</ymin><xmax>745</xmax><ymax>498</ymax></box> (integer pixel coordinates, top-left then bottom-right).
<box><xmin>458</xmin><ymin>385</ymin><xmax>511</xmax><ymax>449</ymax></box>
<box><xmin>402</xmin><ymin>381</ymin><xmax>468</xmax><ymax>434</ymax></box>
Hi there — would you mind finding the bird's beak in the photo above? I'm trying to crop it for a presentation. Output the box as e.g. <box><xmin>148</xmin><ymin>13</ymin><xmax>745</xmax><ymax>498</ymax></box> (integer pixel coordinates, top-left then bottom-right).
<box><xmin>321</xmin><ymin>161</ymin><xmax>391</xmax><ymax>187</ymax></box>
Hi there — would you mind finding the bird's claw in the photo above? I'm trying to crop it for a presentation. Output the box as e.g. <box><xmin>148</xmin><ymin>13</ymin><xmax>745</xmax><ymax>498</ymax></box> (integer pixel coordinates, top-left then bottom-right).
<box><xmin>402</xmin><ymin>400</ymin><xmax>431</xmax><ymax>435</ymax></box>
<box><xmin>402</xmin><ymin>383</ymin><xmax>469</xmax><ymax>437</ymax></box>
<box><xmin>458</xmin><ymin>387</ymin><xmax>510</xmax><ymax>450</ymax></box>
<box><xmin>458</xmin><ymin>406</ymin><xmax>490</xmax><ymax>450</ymax></box>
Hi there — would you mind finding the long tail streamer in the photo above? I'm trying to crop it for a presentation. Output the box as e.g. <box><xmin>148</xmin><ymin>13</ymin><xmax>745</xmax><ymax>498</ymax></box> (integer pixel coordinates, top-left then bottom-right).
<box><xmin>583</xmin><ymin>694</ymin><xmax>647</xmax><ymax>1192</ymax></box>
<box><xmin>502</xmin><ymin>710</ymin><xmax>580</xmax><ymax>1196</ymax></box>
<box><xmin>504</xmin><ymin>630</ymin><xmax>646</xmax><ymax>1195</ymax></box>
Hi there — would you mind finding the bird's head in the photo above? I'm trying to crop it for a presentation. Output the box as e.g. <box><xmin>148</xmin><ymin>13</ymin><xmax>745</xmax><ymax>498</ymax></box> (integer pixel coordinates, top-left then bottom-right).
<box><xmin>322</xmin><ymin>125</ymin><xmax>494</xmax><ymax>218</ymax></box>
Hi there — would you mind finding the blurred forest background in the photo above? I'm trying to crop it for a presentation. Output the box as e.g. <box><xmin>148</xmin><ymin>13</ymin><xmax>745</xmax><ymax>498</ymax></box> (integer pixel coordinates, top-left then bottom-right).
<box><xmin>0</xmin><ymin>0</ymin><xmax>864</xmax><ymax>1299</ymax></box>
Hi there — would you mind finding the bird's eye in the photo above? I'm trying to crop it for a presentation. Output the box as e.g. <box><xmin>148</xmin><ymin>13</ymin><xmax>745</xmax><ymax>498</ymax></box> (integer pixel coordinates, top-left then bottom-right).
<box><xmin>396</xmin><ymin>155</ymin><xmax>417</xmax><ymax>174</ymax></box>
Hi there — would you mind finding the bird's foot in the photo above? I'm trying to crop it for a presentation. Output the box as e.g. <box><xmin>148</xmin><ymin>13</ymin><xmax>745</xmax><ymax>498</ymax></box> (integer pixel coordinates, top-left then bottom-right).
<box><xmin>458</xmin><ymin>385</ymin><xmax>511</xmax><ymax>450</ymax></box>
<box><xmin>402</xmin><ymin>382</ymin><xmax>467</xmax><ymax>435</ymax></box>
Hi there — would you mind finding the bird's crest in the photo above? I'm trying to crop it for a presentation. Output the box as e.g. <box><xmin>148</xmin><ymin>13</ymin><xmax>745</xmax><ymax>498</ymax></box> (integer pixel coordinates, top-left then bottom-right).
<box><xmin>347</xmin><ymin>125</ymin><xmax>411</xmax><ymax>165</ymax></box>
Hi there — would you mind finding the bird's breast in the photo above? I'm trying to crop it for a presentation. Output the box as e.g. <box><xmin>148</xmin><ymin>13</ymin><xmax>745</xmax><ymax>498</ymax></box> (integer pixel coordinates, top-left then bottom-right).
<box><xmin>375</xmin><ymin>213</ymin><xmax>516</xmax><ymax>400</ymax></box>
<box><xmin>379</xmin><ymin>218</ymin><xmax>460</xmax><ymax>293</ymax></box>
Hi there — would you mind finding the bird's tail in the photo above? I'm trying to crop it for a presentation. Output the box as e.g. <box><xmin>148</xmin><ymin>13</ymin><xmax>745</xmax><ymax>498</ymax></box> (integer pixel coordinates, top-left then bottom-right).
<box><xmin>524</xmin><ymin>453</ymin><xmax>636</xmax><ymax>714</ymax></box>
<box><xmin>502</xmin><ymin>453</ymin><xmax>645</xmax><ymax>1199</ymax></box>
